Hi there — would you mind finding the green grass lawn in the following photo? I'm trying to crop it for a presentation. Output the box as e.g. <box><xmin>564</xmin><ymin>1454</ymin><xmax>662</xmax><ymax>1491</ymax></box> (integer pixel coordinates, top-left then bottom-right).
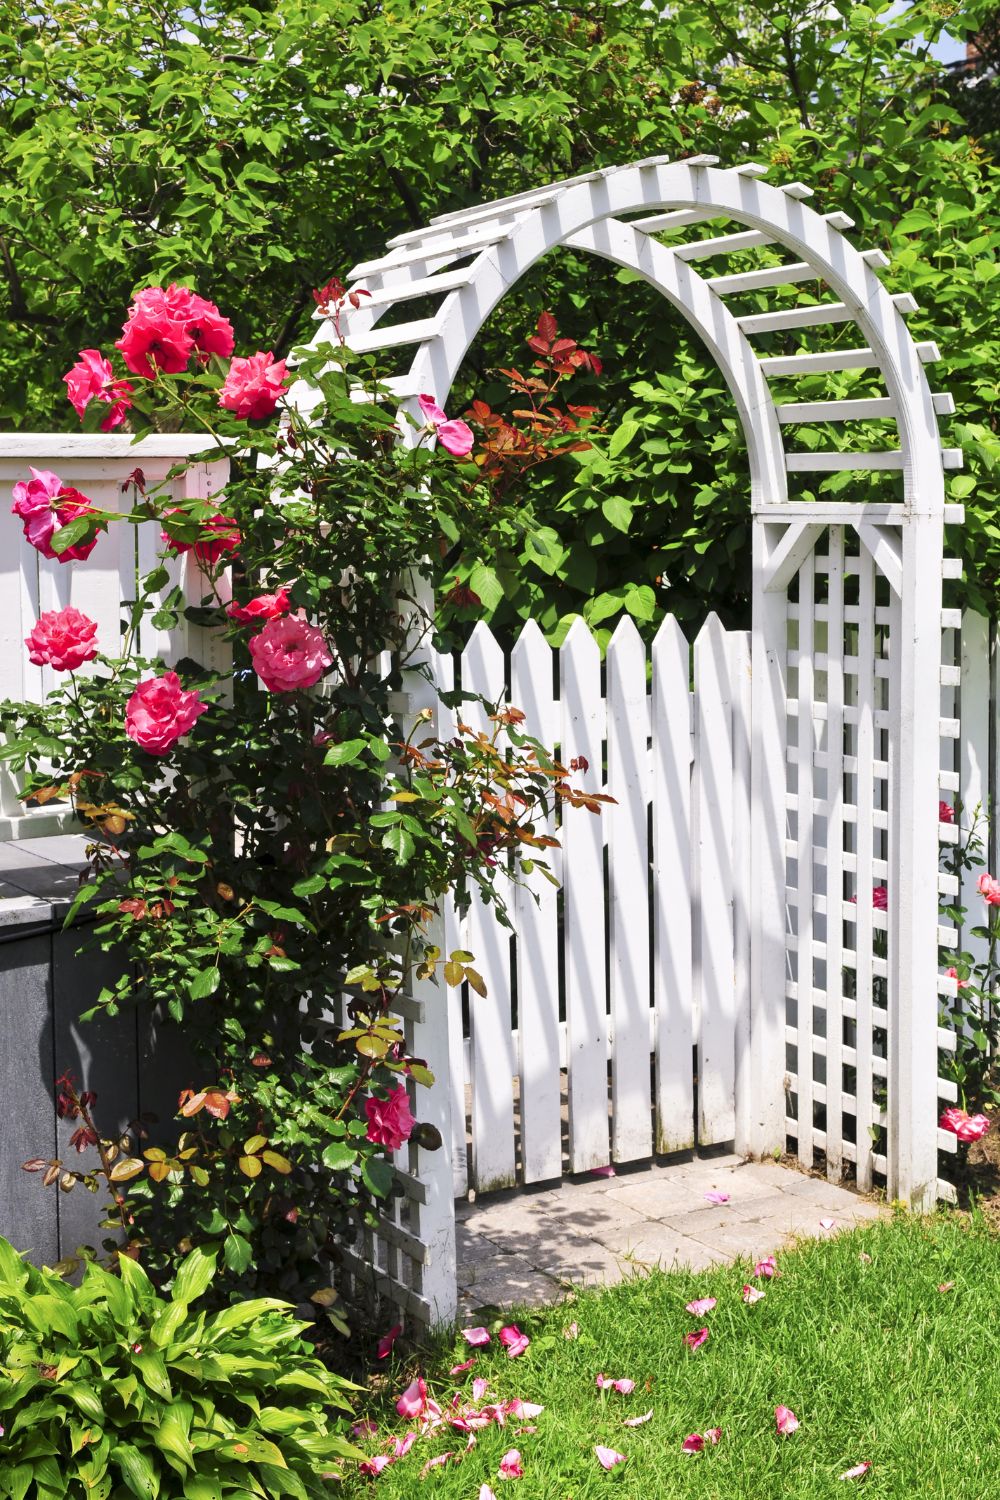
<box><xmin>343</xmin><ymin>1213</ymin><xmax>1000</xmax><ymax>1498</ymax></box>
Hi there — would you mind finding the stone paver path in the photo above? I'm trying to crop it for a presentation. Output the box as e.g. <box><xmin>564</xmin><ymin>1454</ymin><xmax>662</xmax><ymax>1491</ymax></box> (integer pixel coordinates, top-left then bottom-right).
<box><xmin>456</xmin><ymin>1153</ymin><xmax>887</xmax><ymax>1312</ymax></box>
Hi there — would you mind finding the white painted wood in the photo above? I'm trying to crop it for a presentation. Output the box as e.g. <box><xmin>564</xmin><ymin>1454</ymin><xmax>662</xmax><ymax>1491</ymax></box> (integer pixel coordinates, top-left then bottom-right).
<box><xmin>959</xmin><ymin>613</ymin><xmax>990</xmax><ymax>974</ymax></box>
<box><xmin>511</xmin><ymin>620</ymin><xmax>562</xmax><ymax>1184</ymax></box>
<box><xmin>606</xmin><ymin>617</ymin><xmax>653</xmax><ymax>1161</ymax></box>
<box><xmin>359</xmin><ymin>266</ymin><xmax>478</xmax><ymax>309</ymax></box>
<box><xmin>461</xmin><ymin>622</ymin><xmax>517</xmax><ymax>1192</ymax></box>
<box><xmin>787</xmin><ymin>449</ymin><xmax>962</xmax><ymax>472</ymax></box>
<box><xmin>651</xmin><ymin>616</ymin><xmax>694</xmax><ymax>1153</ymax></box>
<box><xmin>729</xmin><ymin>630</ymin><xmax>753</xmax><ymax>1155</ymax></box>
<box><xmin>823</xmin><ymin>527</ymin><xmax>847</xmax><ymax>1183</ymax></box>
<box><xmin>560</xmin><ymin>618</ymin><xmax>611</xmax><ymax>1171</ymax></box>
<box><xmin>793</xmin><ymin>553</ymin><xmax>816</xmax><ymax>1169</ymax></box>
<box><xmin>708</xmin><ymin>259</ymin><xmax>819</xmax><ymax>294</ymax></box>
<box><xmin>694</xmin><ymin>614</ymin><xmax>737</xmax><ymax>1145</ymax></box>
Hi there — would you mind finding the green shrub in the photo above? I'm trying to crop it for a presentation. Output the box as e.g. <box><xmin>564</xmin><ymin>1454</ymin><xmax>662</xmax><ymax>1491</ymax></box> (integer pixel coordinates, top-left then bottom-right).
<box><xmin>0</xmin><ymin>1239</ymin><xmax>361</xmax><ymax>1499</ymax></box>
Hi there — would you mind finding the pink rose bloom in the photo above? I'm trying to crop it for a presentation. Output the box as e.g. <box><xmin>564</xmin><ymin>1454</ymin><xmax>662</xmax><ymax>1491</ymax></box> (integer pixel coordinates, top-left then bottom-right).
<box><xmin>145</xmin><ymin>285</ymin><xmax>234</xmax><ymax>359</ymax></box>
<box><xmin>63</xmin><ymin>349</ymin><xmax>134</xmax><ymax>431</ymax></box>
<box><xmin>25</xmin><ymin>607</ymin><xmax>99</xmax><ymax>671</ymax></box>
<box><xmin>365</xmin><ymin>1085</ymin><xmax>416</xmax><ymax>1151</ymax></box>
<box><xmin>939</xmin><ymin>800</ymin><xmax>954</xmax><ymax>824</ymax></box>
<box><xmin>872</xmin><ymin>885</ymin><xmax>888</xmax><ymax>910</ymax></box>
<box><xmin>940</xmin><ymin>1107</ymin><xmax>991</xmax><ymax>1143</ymax></box>
<box><xmin>417</xmin><ymin>393</ymin><xmax>475</xmax><ymax>458</ymax></box>
<box><xmin>978</xmin><ymin>872</ymin><xmax>1000</xmax><ymax>906</ymax></box>
<box><xmin>249</xmin><ymin>614</ymin><xmax>333</xmax><ymax>692</ymax></box>
<box><xmin>160</xmin><ymin>506</ymin><xmax>241</xmax><ymax>564</ymax></box>
<box><xmin>125</xmin><ymin>671</ymin><xmax>208</xmax><ymax>755</ymax></box>
<box><xmin>946</xmin><ymin>966</ymin><xmax>969</xmax><ymax>991</ymax></box>
<box><xmin>116</xmin><ymin>284</ymin><xmax>234</xmax><ymax>377</ymax></box>
<box><xmin>12</xmin><ymin>468</ymin><xmax>101</xmax><ymax>562</ymax></box>
<box><xmin>219</xmin><ymin>350</ymin><xmax>289</xmax><ymax>420</ymax></box>
<box><xmin>226</xmin><ymin>587</ymin><xmax>291</xmax><ymax>625</ymax></box>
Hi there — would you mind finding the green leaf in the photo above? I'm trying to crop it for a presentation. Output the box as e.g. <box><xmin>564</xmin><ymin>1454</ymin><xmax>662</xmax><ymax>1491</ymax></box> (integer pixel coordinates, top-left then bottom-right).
<box><xmin>601</xmin><ymin>495</ymin><xmax>633</xmax><ymax>534</ymax></box>
<box><xmin>361</xmin><ymin>1154</ymin><xmax>394</xmax><ymax>1197</ymax></box>
<box><xmin>321</xmin><ymin>1141</ymin><xmax>358</xmax><ymax>1172</ymax></box>
<box><xmin>468</xmin><ymin>563</ymin><xmax>504</xmax><ymax>613</ymax></box>
<box><xmin>323</xmin><ymin>738</ymin><xmax>367</xmax><ymax>767</ymax></box>
<box><xmin>223</xmin><ymin>1233</ymin><xmax>253</xmax><ymax>1275</ymax></box>
<box><xmin>291</xmin><ymin>874</ymin><xmax>326</xmax><ymax>897</ymax></box>
<box><xmin>188</xmin><ymin>967</ymin><xmax>220</xmax><ymax>1001</ymax></box>
<box><xmin>381</xmin><ymin>825</ymin><xmax>415</xmax><ymax>863</ymax></box>
<box><xmin>49</xmin><ymin>515</ymin><xmax>95</xmax><ymax>555</ymax></box>
<box><xmin>609</xmin><ymin>419</ymin><xmax>639</xmax><ymax>459</ymax></box>
<box><xmin>111</xmin><ymin>1442</ymin><xmax>160</xmax><ymax>1499</ymax></box>
<box><xmin>171</xmin><ymin>1246</ymin><xmax>216</xmax><ymax>1307</ymax></box>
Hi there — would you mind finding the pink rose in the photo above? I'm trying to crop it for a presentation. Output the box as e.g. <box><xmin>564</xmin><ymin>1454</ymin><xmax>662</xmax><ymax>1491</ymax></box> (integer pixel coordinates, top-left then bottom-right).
<box><xmin>125</xmin><ymin>671</ymin><xmax>208</xmax><ymax>755</ymax></box>
<box><xmin>946</xmin><ymin>966</ymin><xmax>969</xmax><ymax>991</ymax></box>
<box><xmin>160</xmin><ymin>507</ymin><xmax>241</xmax><ymax>564</ymax></box>
<box><xmin>12</xmin><ymin>468</ymin><xmax>101</xmax><ymax>562</ymax></box>
<box><xmin>775</xmin><ymin>1405</ymin><xmax>799</xmax><ymax>1436</ymax></box>
<box><xmin>249</xmin><ymin>614</ymin><xmax>332</xmax><ymax>692</ymax></box>
<box><xmin>978</xmin><ymin>872</ymin><xmax>1000</xmax><ymax>906</ymax></box>
<box><xmin>63</xmin><ymin>349</ymin><xmax>134</xmax><ymax>431</ymax></box>
<box><xmin>226</xmin><ymin>588</ymin><xmax>291</xmax><ymax>625</ymax></box>
<box><xmin>219</xmin><ymin>351</ymin><xmax>289</xmax><ymax>420</ymax></box>
<box><xmin>940</xmin><ymin>1107</ymin><xmax>991</xmax><ymax>1144</ymax></box>
<box><xmin>417</xmin><ymin>393</ymin><xmax>475</xmax><ymax>458</ymax></box>
<box><xmin>939</xmin><ymin>800</ymin><xmax>954</xmax><ymax>824</ymax></box>
<box><xmin>365</xmin><ymin>1085</ymin><xmax>416</xmax><ymax>1151</ymax></box>
<box><xmin>116</xmin><ymin>284</ymin><xmax>234</xmax><ymax>378</ymax></box>
<box><xmin>25</xmin><ymin>607</ymin><xmax>99</xmax><ymax>671</ymax></box>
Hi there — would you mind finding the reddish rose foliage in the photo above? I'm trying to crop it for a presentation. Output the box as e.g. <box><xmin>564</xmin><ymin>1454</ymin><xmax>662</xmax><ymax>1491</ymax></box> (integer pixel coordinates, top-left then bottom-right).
<box><xmin>160</xmin><ymin>507</ymin><xmax>241</xmax><ymax>564</ymax></box>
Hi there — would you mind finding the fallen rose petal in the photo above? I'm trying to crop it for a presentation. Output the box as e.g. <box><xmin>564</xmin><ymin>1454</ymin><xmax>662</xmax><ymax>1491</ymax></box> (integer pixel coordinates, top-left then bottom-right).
<box><xmin>839</xmin><ymin>1461</ymin><xmax>872</xmax><ymax>1481</ymax></box>
<box><xmin>499</xmin><ymin>1448</ymin><xmax>524</xmax><ymax>1479</ymax></box>
<box><xmin>480</xmin><ymin>1488</ymin><xmax>498</xmax><ymax>1500</ymax></box>
<box><xmin>391</xmin><ymin>1432</ymin><xmax>417</xmax><ymax>1458</ymax></box>
<box><xmin>819</xmin><ymin>1218</ymin><xmax>836</xmax><ymax>1231</ymax></box>
<box><xmin>590</xmin><ymin>1163</ymin><xmax>616</xmax><ymax>1177</ymax></box>
<box><xmin>463</xmin><ymin>1326</ymin><xmax>492</xmax><ymax>1346</ymax></box>
<box><xmin>359</xmin><ymin>1454</ymin><xmax>392</xmax><ymax>1477</ymax></box>
<box><xmin>564</xmin><ymin>1321</ymin><xmax>579</xmax><ymax>1339</ymax></box>
<box><xmin>498</xmin><ymin>1325</ymin><xmax>530</xmax><ymax>1358</ymax></box>
<box><xmin>775</xmin><ymin>1405</ymin><xmax>800</xmax><ymax>1436</ymax></box>
<box><xmin>505</xmin><ymin>1400</ymin><xmax>544</xmax><ymax>1419</ymax></box>
<box><xmin>613</xmin><ymin>1378</ymin><xmax>635</xmax><ymax>1395</ymax></box>
<box><xmin>395</xmin><ymin>1377</ymin><xmax>426</xmax><ymax>1419</ymax></box>
<box><xmin>594</xmin><ymin>1445</ymin><xmax>627</xmax><ymax>1471</ymax></box>
<box><xmin>472</xmin><ymin>1377</ymin><xmax>491</xmax><ymax>1402</ymax></box>
<box><xmin>681</xmin><ymin>1433</ymin><xmax>705</xmax><ymax>1455</ymax></box>
<box><xmin>514</xmin><ymin>1425</ymin><xmax>538</xmax><ymax>1436</ymax></box>
<box><xmin>705</xmin><ymin>1427</ymin><xmax>722</xmax><ymax>1445</ymax></box>
<box><xmin>450</xmin><ymin>1358</ymin><xmax>476</xmax><ymax>1374</ymax></box>
<box><xmin>684</xmin><ymin>1326</ymin><xmax>710</xmax><ymax>1351</ymax></box>
<box><xmin>351</xmin><ymin>1419</ymin><xmax>377</xmax><ymax>1439</ymax></box>
<box><xmin>755</xmin><ymin>1255</ymin><xmax>779</xmax><ymax>1279</ymax></box>
<box><xmin>685</xmin><ymin>1297</ymin><xmax>717</xmax><ymax>1316</ymax></box>
<box><xmin>420</xmin><ymin>1452</ymin><xmax>454</xmax><ymax>1479</ymax></box>
<box><xmin>704</xmin><ymin>1190</ymin><xmax>730</xmax><ymax>1204</ymax></box>
<box><xmin>377</xmin><ymin>1322</ymin><xmax>403</xmax><ymax>1359</ymax></box>
<box><xmin>742</xmin><ymin>1284</ymin><xmax>766</xmax><ymax>1304</ymax></box>
<box><xmin>624</xmin><ymin>1410</ymin><xmax>654</xmax><ymax>1427</ymax></box>
<box><xmin>938</xmin><ymin>1281</ymin><xmax>955</xmax><ymax>1294</ymax></box>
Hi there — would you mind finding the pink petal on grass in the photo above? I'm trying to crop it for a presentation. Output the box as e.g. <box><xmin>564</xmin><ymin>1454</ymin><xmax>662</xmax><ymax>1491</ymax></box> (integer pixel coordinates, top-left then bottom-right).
<box><xmin>705</xmin><ymin>1428</ymin><xmax>722</xmax><ymax>1445</ymax></box>
<box><xmin>775</xmin><ymin>1405</ymin><xmax>800</xmax><ymax>1436</ymax></box>
<box><xmin>376</xmin><ymin>1322</ymin><xmax>403</xmax><ymax>1359</ymax></box>
<box><xmin>624</xmin><ymin>1410</ymin><xmax>653</xmax><ymax>1427</ymax></box>
<box><xmin>472</xmin><ymin>1377</ymin><xmax>492</xmax><ymax>1402</ymax></box>
<box><xmin>684</xmin><ymin>1327</ymin><xmax>710</xmax><ymax>1351</ymax></box>
<box><xmin>395</xmin><ymin>1377</ymin><xmax>426</xmax><ymax>1419</ymax></box>
<box><xmin>505</xmin><ymin>1400</ymin><xmax>544</xmax><ymax>1419</ymax></box>
<box><xmin>480</xmin><ymin>1488</ymin><xmax>498</xmax><ymax>1500</ymax></box>
<box><xmin>450</xmin><ymin>1357</ymin><xmax>476</xmax><ymax>1374</ymax></box>
<box><xmin>463</xmin><ymin>1326</ymin><xmax>492</xmax><ymax>1347</ymax></box>
<box><xmin>839</xmin><ymin>1461</ymin><xmax>872</xmax><ymax>1481</ymax></box>
<box><xmin>564</xmin><ymin>1321</ymin><xmax>579</xmax><ymax>1340</ymax></box>
<box><xmin>742</xmin><ymin>1284</ymin><xmax>766</xmax><ymax>1304</ymax></box>
<box><xmin>704</xmin><ymin>1190</ymin><xmax>730</xmax><ymax>1205</ymax></box>
<box><xmin>359</xmin><ymin>1454</ymin><xmax>393</xmax><ymax>1477</ymax></box>
<box><xmin>595</xmin><ymin>1446</ymin><xmax>627</xmax><ymax>1471</ymax></box>
<box><xmin>685</xmin><ymin>1297</ymin><xmax>717</xmax><ymax>1316</ymax></box>
<box><xmin>351</xmin><ymin>1419</ymin><xmax>377</xmax><ymax>1439</ymax></box>
<box><xmin>681</xmin><ymin>1433</ymin><xmax>705</xmax><ymax>1455</ymax></box>
<box><xmin>420</xmin><ymin>1452</ymin><xmax>454</xmax><ymax>1479</ymax></box>
<box><xmin>499</xmin><ymin>1325</ymin><xmax>530</xmax><ymax>1358</ymax></box>
<box><xmin>499</xmin><ymin>1449</ymin><xmax>524</xmax><ymax>1479</ymax></box>
<box><xmin>754</xmin><ymin>1256</ymin><xmax>779</xmax><ymax>1279</ymax></box>
<box><xmin>391</xmin><ymin>1433</ymin><xmax>417</xmax><ymax>1458</ymax></box>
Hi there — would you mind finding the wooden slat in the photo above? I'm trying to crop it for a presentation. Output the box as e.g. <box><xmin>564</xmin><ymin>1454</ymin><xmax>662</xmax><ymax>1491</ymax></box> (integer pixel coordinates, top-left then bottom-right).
<box><xmin>959</xmin><ymin>613</ymin><xmax>990</xmax><ymax>974</ymax></box>
<box><xmin>794</xmin><ymin>554</ymin><xmax>816</xmax><ymax>1168</ymax></box>
<box><xmin>759</xmin><ymin>341</ymin><xmax>940</xmax><ymax>377</ymax></box>
<box><xmin>359</xmin><ymin>266</ymin><xmax>477</xmax><ymax>309</ymax></box>
<box><xmin>560</xmin><ymin>619</ymin><xmax>610</xmax><ymax>1172</ymax></box>
<box><xmin>607</xmin><ymin>617</ymin><xmax>652</xmax><ymax>1161</ymax></box>
<box><xmin>738</xmin><ymin>292</ymin><xmax>917</xmax><ymax>338</ymax></box>
<box><xmin>348</xmin><ymin>222</ymin><xmax>509</xmax><ymax>280</ymax></box>
<box><xmin>693</xmin><ymin>613</ymin><xmax>736</xmax><ymax>1144</ymax></box>
<box><xmin>511</xmin><ymin>621</ymin><xmax>562</xmax><ymax>1184</ymax></box>
<box><xmin>729</xmin><ymin>630</ymin><xmax>753</xmax><ymax>1155</ymax></box>
<box><xmin>0</xmin><ymin>928</ymin><xmax>58</xmax><ymax>1265</ymax></box>
<box><xmin>346</xmin><ymin>315</ymin><xmax>444</xmax><ymax>355</ymax></box>
<box><xmin>786</xmin><ymin>448</ymin><xmax>963</xmax><ymax>472</ymax></box>
<box><xmin>651</xmin><ymin>616</ymin><xmax>694</xmax><ymax>1152</ymax></box>
<box><xmin>823</xmin><ymin>527</ymin><xmax>846</xmax><ymax>1183</ymax></box>
<box><xmin>461</xmin><ymin>623</ymin><xmax>517</xmax><ymax>1192</ymax></box>
<box><xmin>853</xmin><ymin>546</ymin><xmax>877</xmax><ymax>1190</ymax></box>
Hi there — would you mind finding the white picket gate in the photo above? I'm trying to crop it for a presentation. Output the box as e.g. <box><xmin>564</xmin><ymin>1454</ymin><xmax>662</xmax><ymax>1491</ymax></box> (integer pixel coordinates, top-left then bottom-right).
<box><xmin>429</xmin><ymin>614</ymin><xmax>750</xmax><ymax>1199</ymax></box>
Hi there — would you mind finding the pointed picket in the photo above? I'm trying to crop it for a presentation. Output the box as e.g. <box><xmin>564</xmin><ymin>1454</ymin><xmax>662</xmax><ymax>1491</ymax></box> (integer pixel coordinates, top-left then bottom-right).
<box><xmin>559</xmin><ymin>618</ymin><xmax>610</xmax><ymax>1171</ymax></box>
<box><xmin>651</xmin><ymin>616</ymin><xmax>694</xmax><ymax>1152</ymax></box>
<box><xmin>511</xmin><ymin>620</ymin><xmax>562</xmax><ymax>1183</ymax></box>
<box><xmin>607</xmin><ymin>616</ymin><xmax>652</xmax><ymax>1162</ymax></box>
<box><xmin>693</xmin><ymin>614</ymin><xmax>736</xmax><ymax>1144</ymax></box>
<box><xmin>461</xmin><ymin>622</ymin><xmax>517</xmax><ymax>1192</ymax></box>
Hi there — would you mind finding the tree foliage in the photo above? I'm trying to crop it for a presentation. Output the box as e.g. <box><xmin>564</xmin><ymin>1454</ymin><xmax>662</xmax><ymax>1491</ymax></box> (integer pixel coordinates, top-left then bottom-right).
<box><xmin>1</xmin><ymin>0</ymin><xmax>999</xmax><ymax>629</ymax></box>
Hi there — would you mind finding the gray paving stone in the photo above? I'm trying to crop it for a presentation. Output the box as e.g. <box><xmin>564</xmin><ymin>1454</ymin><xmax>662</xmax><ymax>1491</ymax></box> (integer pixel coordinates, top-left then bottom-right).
<box><xmin>457</xmin><ymin>1255</ymin><xmax>562</xmax><ymax>1310</ymax></box>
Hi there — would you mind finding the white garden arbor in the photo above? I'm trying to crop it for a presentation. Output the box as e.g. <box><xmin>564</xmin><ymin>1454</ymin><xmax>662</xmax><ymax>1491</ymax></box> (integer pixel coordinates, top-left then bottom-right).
<box><xmin>308</xmin><ymin>157</ymin><xmax>964</xmax><ymax>1324</ymax></box>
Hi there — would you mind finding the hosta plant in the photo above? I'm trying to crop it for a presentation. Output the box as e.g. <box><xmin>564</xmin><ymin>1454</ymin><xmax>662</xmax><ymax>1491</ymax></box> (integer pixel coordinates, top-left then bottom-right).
<box><xmin>0</xmin><ymin>1239</ymin><xmax>360</xmax><ymax>1500</ymax></box>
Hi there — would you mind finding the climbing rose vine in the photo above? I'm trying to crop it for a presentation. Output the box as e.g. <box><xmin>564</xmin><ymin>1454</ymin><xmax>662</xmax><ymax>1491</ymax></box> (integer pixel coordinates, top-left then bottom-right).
<box><xmin>2</xmin><ymin>282</ymin><xmax>605</xmax><ymax>1322</ymax></box>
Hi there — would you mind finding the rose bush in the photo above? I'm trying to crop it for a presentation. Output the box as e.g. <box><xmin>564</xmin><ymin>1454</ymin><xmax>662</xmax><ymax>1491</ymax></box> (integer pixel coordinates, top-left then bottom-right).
<box><xmin>1</xmin><ymin>280</ymin><xmax>603</xmax><ymax>1326</ymax></box>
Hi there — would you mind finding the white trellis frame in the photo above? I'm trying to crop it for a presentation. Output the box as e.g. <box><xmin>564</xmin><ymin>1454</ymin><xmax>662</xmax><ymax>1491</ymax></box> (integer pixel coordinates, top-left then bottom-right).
<box><xmin>303</xmin><ymin>156</ymin><xmax>961</xmax><ymax>1322</ymax></box>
